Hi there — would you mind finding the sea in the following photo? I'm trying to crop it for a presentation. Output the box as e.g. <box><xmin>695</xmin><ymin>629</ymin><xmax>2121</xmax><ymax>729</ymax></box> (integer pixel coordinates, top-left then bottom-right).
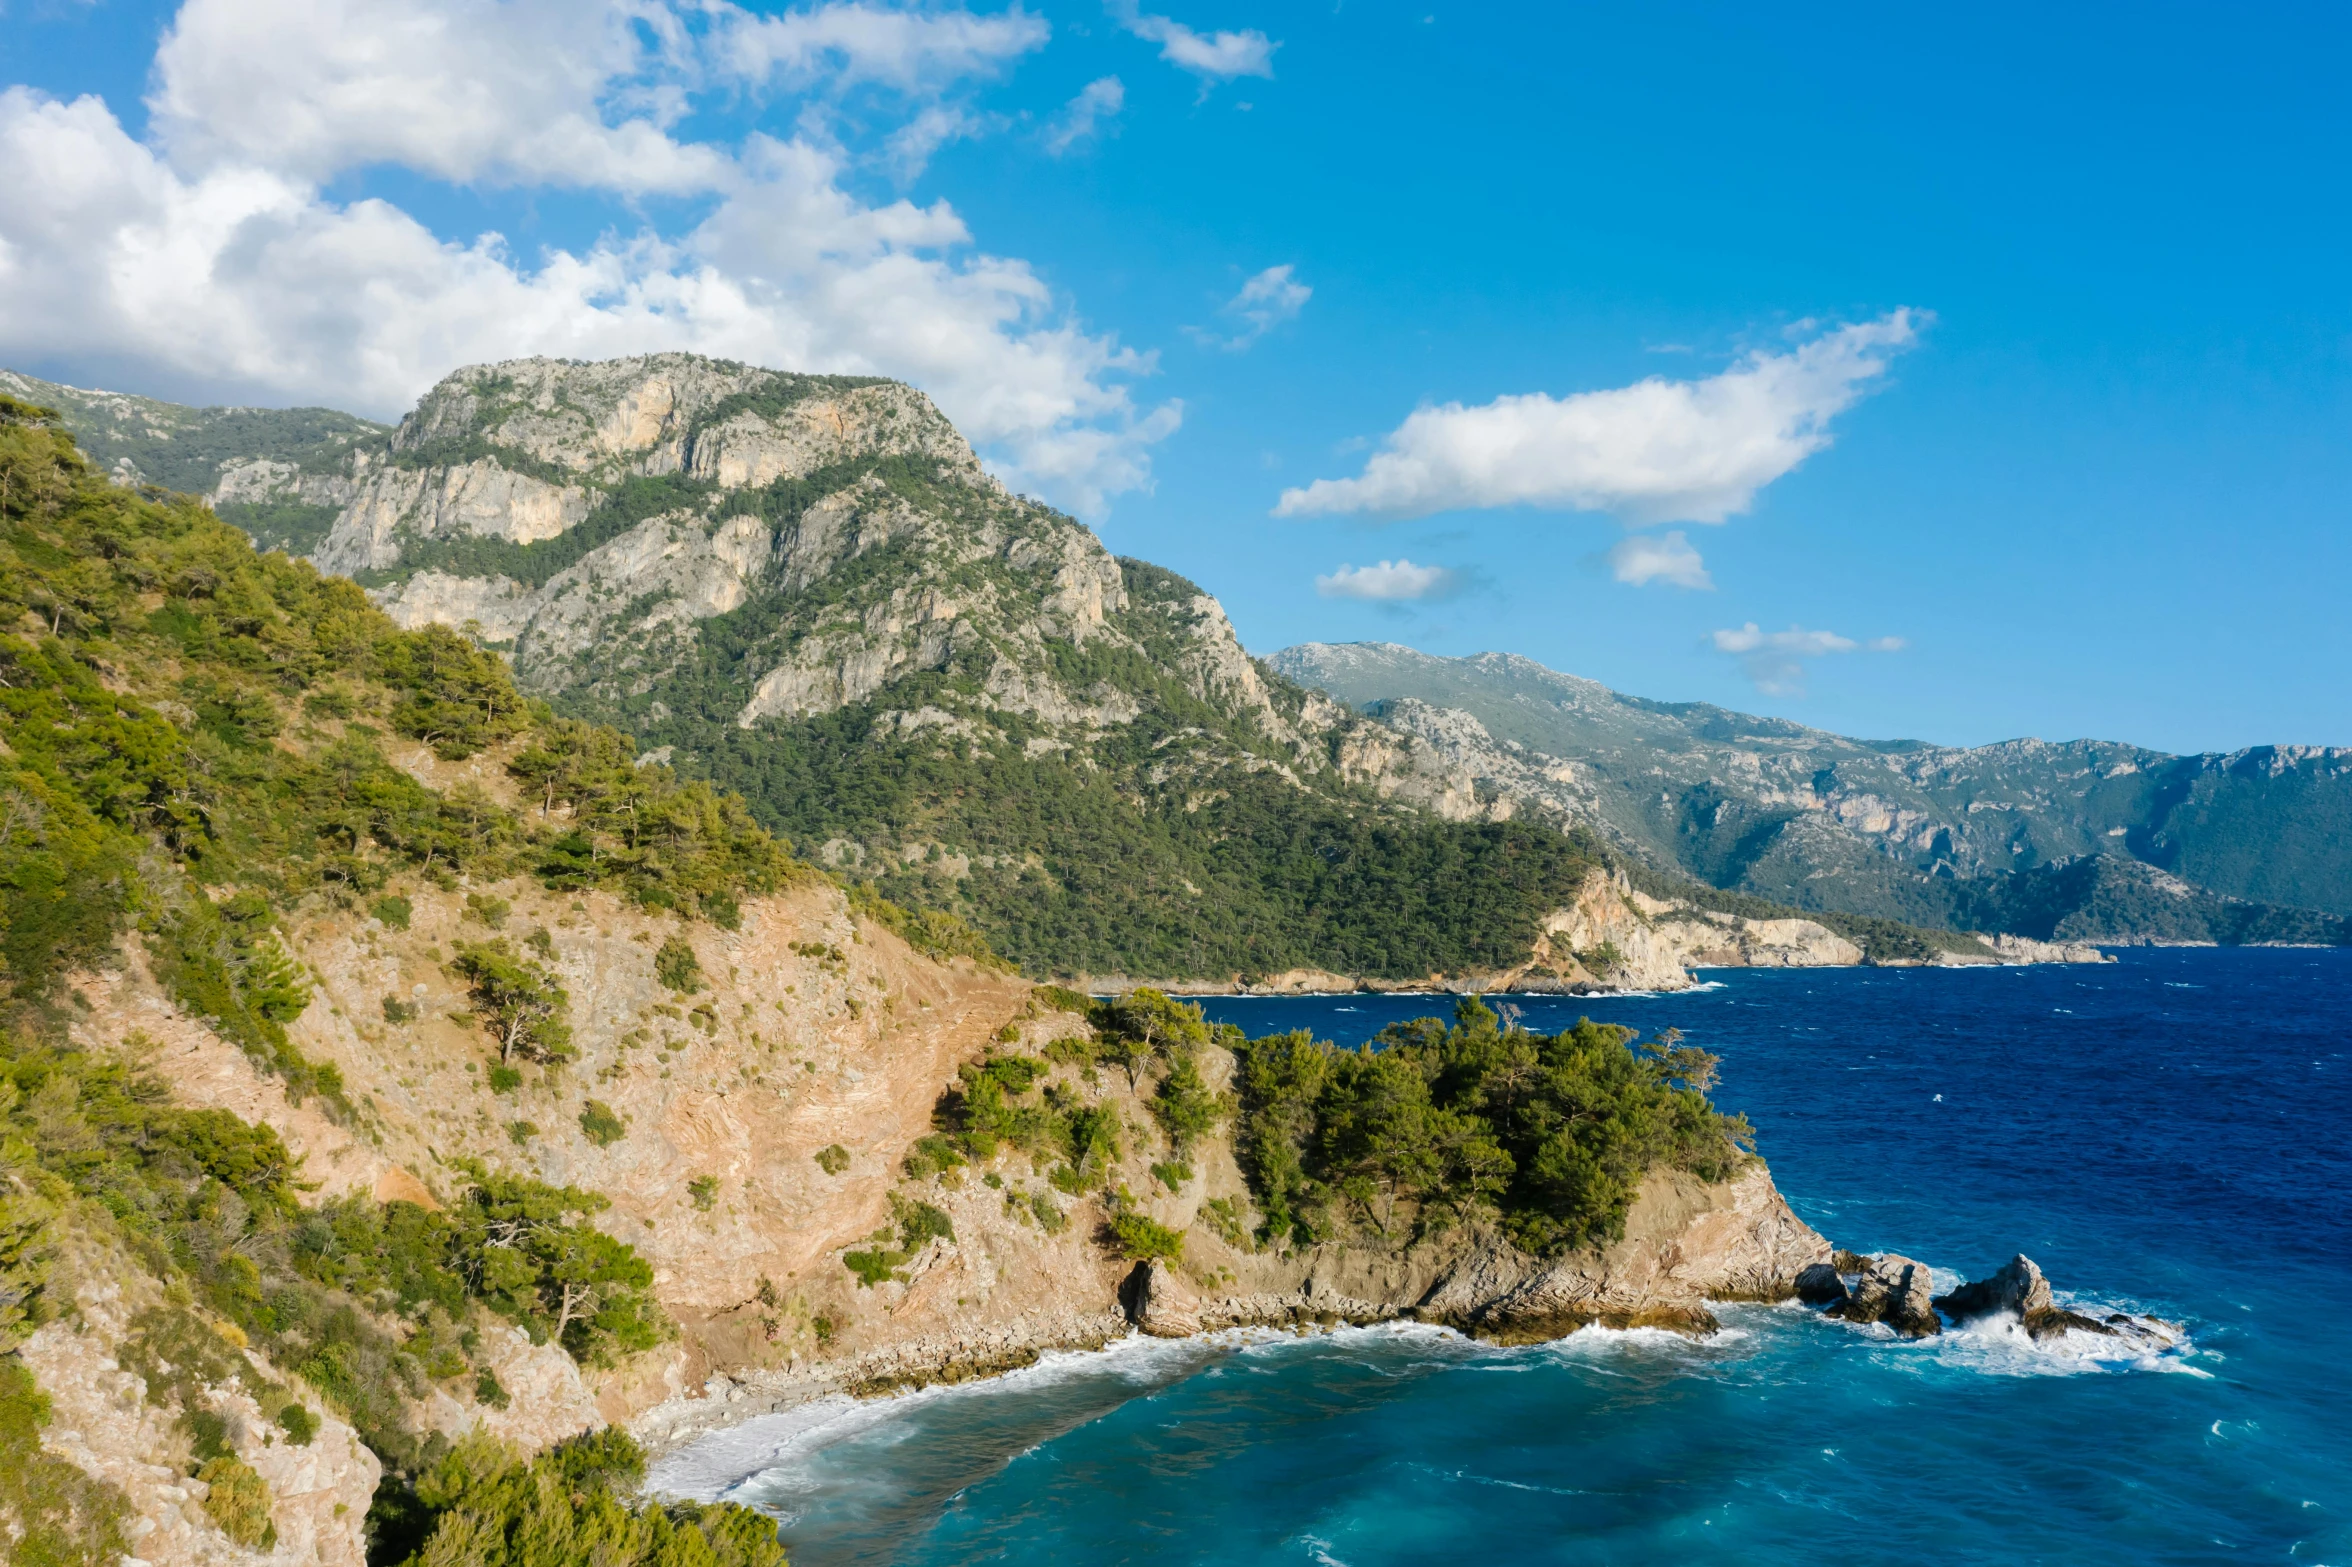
<box><xmin>651</xmin><ymin>948</ymin><xmax>2352</xmax><ymax>1565</ymax></box>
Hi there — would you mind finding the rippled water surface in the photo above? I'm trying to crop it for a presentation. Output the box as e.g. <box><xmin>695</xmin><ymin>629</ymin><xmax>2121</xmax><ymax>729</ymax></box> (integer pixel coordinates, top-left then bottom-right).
<box><xmin>654</xmin><ymin>948</ymin><xmax>2352</xmax><ymax>1565</ymax></box>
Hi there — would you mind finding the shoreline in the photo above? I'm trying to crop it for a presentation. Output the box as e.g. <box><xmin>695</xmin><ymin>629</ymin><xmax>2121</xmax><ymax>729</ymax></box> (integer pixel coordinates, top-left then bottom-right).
<box><xmin>631</xmin><ymin>1287</ymin><xmax>1442</xmax><ymax>1460</ymax></box>
<box><xmin>1070</xmin><ymin>953</ymin><xmax>2114</xmax><ymax>1000</ymax></box>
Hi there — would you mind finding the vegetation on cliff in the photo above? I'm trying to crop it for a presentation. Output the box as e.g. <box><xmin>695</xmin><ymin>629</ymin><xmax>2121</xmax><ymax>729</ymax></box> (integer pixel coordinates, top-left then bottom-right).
<box><xmin>1233</xmin><ymin>998</ymin><xmax>1752</xmax><ymax>1255</ymax></box>
<box><xmin>0</xmin><ymin>1023</ymin><xmax>678</xmax><ymax>1557</ymax></box>
<box><xmin>0</xmin><ymin>393</ymin><xmax>787</xmax><ymax>1559</ymax></box>
<box><xmin>0</xmin><ymin>391</ymin><xmax>796</xmax><ymax>1080</ymax></box>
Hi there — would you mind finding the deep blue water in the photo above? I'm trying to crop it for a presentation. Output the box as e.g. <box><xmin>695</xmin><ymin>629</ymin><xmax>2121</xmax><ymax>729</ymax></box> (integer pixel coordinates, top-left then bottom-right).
<box><xmin>654</xmin><ymin>949</ymin><xmax>2352</xmax><ymax>1565</ymax></box>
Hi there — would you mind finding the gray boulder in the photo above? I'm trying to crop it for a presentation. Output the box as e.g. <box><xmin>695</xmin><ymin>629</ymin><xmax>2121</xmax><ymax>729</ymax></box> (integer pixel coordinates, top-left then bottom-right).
<box><xmin>1828</xmin><ymin>1253</ymin><xmax>1941</xmax><ymax>1338</ymax></box>
<box><xmin>1934</xmin><ymin>1254</ymin><xmax>2111</xmax><ymax>1340</ymax></box>
<box><xmin>1793</xmin><ymin>1261</ymin><xmax>1849</xmax><ymax>1307</ymax></box>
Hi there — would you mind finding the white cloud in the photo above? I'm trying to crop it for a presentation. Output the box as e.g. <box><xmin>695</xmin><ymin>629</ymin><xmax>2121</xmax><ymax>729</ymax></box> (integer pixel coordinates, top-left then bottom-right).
<box><xmin>149</xmin><ymin>0</ymin><xmax>725</xmax><ymax>191</ymax></box>
<box><xmin>1192</xmin><ymin>263</ymin><xmax>1308</xmax><ymax>351</ymax></box>
<box><xmin>1707</xmin><ymin>621</ymin><xmax>1900</xmax><ymax>695</ymax></box>
<box><xmin>1710</xmin><ymin>624</ymin><xmax>1855</xmax><ymax>657</ymax></box>
<box><xmin>1315</xmin><ymin>558</ymin><xmax>1460</xmax><ymax>602</ymax></box>
<box><xmin>1274</xmin><ymin>311</ymin><xmax>1924</xmax><ymax>522</ymax></box>
<box><xmin>1045</xmin><ymin>75</ymin><xmax>1124</xmax><ymax>154</ymax></box>
<box><xmin>882</xmin><ymin>101</ymin><xmax>1004</xmax><ymax>178</ymax></box>
<box><xmin>0</xmin><ymin>1</ymin><xmax>1175</xmax><ymax>516</ymax></box>
<box><xmin>1111</xmin><ymin>2</ymin><xmax>1278</xmax><ymax>82</ymax></box>
<box><xmin>1605</xmin><ymin>530</ymin><xmax>1712</xmax><ymax>590</ymax></box>
<box><xmin>711</xmin><ymin>1</ymin><xmax>1050</xmax><ymax>93</ymax></box>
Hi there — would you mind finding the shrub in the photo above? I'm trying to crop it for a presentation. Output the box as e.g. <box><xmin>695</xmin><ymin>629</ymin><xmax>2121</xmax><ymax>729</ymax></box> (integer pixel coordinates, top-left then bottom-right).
<box><xmin>1150</xmin><ymin>1160</ymin><xmax>1193</xmax><ymax>1192</ymax></box>
<box><xmin>814</xmin><ymin>1143</ymin><xmax>850</xmax><ymax>1175</ymax></box>
<box><xmin>687</xmin><ymin>1175</ymin><xmax>719</xmax><ymax>1212</ymax></box>
<box><xmin>196</xmin><ymin>1455</ymin><xmax>275</xmax><ymax>1548</ymax></box>
<box><xmin>1198</xmin><ymin>1196</ymin><xmax>1252</xmax><ymax>1251</ymax></box>
<box><xmin>464</xmin><ymin>893</ymin><xmax>510</xmax><ymax>929</ymax></box>
<box><xmin>1108</xmin><ymin>1212</ymin><xmax>1184</xmax><ymax>1263</ymax></box>
<box><xmin>578</xmin><ymin>1100</ymin><xmax>627</xmax><ymax>1147</ymax></box>
<box><xmin>901</xmin><ymin>1133</ymin><xmax>966</xmax><ymax>1180</ymax></box>
<box><xmin>381</xmin><ymin>995</ymin><xmax>417</xmax><ymax>1023</ymax></box>
<box><xmin>1033</xmin><ymin>984</ymin><xmax>1093</xmax><ymax>1016</ymax></box>
<box><xmin>370</xmin><ymin>895</ymin><xmax>413</xmax><ymax>931</ymax></box>
<box><xmin>275</xmin><ymin>1403</ymin><xmax>318</xmax><ymax>1445</ymax></box>
<box><xmin>841</xmin><ymin>1192</ymin><xmax>956</xmax><ymax>1286</ymax></box>
<box><xmin>654</xmin><ymin>935</ymin><xmax>702</xmax><ymax>993</ymax></box>
<box><xmin>487</xmin><ymin>1064</ymin><xmax>522</xmax><ymax>1093</ymax></box>
<box><xmin>1150</xmin><ymin>1053</ymin><xmax>1224</xmax><ymax>1153</ymax></box>
<box><xmin>508</xmin><ymin>1119</ymin><xmax>539</xmax><ymax>1145</ymax></box>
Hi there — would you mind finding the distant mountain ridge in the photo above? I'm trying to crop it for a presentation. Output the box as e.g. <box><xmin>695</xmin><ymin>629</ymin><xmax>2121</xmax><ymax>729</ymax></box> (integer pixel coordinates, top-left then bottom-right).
<box><xmin>1268</xmin><ymin>641</ymin><xmax>2352</xmax><ymax>944</ymax></box>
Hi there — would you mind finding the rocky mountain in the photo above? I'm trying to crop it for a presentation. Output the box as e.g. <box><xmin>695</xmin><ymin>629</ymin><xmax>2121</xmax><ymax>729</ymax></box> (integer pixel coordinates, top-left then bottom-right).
<box><xmin>14</xmin><ymin>352</ymin><xmax>2123</xmax><ymax>980</ymax></box>
<box><xmin>0</xmin><ymin>368</ymin><xmax>387</xmax><ymax>555</ymax></box>
<box><xmin>9</xmin><ymin>354</ymin><xmax>1671</xmax><ymax>983</ymax></box>
<box><xmin>1270</xmin><ymin>641</ymin><xmax>2352</xmax><ymax>945</ymax></box>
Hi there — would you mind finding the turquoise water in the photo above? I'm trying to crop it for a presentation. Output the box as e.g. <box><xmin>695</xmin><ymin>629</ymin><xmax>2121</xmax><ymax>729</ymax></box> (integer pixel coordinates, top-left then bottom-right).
<box><xmin>653</xmin><ymin>950</ymin><xmax>2352</xmax><ymax>1564</ymax></box>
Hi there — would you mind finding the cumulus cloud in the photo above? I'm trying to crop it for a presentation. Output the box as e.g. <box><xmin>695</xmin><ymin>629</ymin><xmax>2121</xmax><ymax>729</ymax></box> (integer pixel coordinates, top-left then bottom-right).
<box><xmin>1275</xmin><ymin>311</ymin><xmax>1923</xmax><ymax>522</ymax></box>
<box><xmin>148</xmin><ymin>0</ymin><xmax>724</xmax><ymax>190</ymax></box>
<box><xmin>1605</xmin><ymin>530</ymin><xmax>1712</xmax><ymax>590</ymax></box>
<box><xmin>1045</xmin><ymin>76</ymin><xmax>1124</xmax><ymax>154</ymax></box>
<box><xmin>710</xmin><ymin>1</ymin><xmax>1050</xmax><ymax>93</ymax></box>
<box><xmin>1110</xmin><ymin>2</ymin><xmax>1278</xmax><ymax>82</ymax></box>
<box><xmin>1708</xmin><ymin>622</ymin><xmax>1902</xmax><ymax>695</ymax></box>
<box><xmin>0</xmin><ymin>0</ymin><xmax>1173</xmax><ymax>515</ymax></box>
<box><xmin>1315</xmin><ymin>558</ymin><xmax>1461</xmax><ymax>602</ymax></box>
<box><xmin>1189</xmin><ymin>263</ymin><xmax>1308</xmax><ymax>351</ymax></box>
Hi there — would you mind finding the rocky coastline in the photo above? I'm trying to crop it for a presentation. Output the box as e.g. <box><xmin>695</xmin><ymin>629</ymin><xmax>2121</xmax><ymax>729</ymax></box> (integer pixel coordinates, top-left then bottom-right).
<box><xmin>634</xmin><ymin>1216</ymin><xmax>2182</xmax><ymax>1466</ymax></box>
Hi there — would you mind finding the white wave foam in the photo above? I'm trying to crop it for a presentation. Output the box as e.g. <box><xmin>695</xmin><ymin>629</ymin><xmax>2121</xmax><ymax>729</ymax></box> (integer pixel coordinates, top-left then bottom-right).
<box><xmin>646</xmin><ymin>1331</ymin><xmax>1213</xmax><ymax>1502</ymax></box>
<box><xmin>1925</xmin><ymin>1308</ymin><xmax>2204</xmax><ymax>1378</ymax></box>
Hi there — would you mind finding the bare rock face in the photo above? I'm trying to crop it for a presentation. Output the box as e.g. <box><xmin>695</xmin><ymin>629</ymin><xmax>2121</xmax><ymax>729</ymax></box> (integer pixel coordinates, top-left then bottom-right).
<box><xmin>1935</xmin><ymin>1254</ymin><xmax>2116</xmax><ymax>1341</ymax></box>
<box><xmin>1413</xmin><ymin>1164</ymin><xmax>1834</xmax><ymax>1341</ymax></box>
<box><xmin>1126</xmin><ymin>1260</ymin><xmax>1204</xmax><ymax>1338</ymax></box>
<box><xmin>1828</xmin><ymin>1253</ymin><xmax>1942</xmax><ymax>1338</ymax></box>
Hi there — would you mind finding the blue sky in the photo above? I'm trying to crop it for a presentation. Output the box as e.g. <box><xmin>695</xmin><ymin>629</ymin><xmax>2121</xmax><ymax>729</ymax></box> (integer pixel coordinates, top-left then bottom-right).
<box><xmin>5</xmin><ymin>1</ymin><xmax>2350</xmax><ymax>754</ymax></box>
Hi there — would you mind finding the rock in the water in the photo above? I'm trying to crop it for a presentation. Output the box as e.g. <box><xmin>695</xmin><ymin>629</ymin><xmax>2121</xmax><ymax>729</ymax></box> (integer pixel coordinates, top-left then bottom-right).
<box><xmin>1794</xmin><ymin>1261</ymin><xmax>1849</xmax><ymax>1307</ymax></box>
<box><xmin>1127</xmin><ymin>1259</ymin><xmax>1203</xmax><ymax>1338</ymax></box>
<box><xmin>1934</xmin><ymin>1254</ymin><xmax>2112</xmax><ymax>1340</ymax></box>
<box><xmin>1828</xmin><ymin>1253</ymin><xmax>1941</xmax><ymax>1338</ymax></box>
